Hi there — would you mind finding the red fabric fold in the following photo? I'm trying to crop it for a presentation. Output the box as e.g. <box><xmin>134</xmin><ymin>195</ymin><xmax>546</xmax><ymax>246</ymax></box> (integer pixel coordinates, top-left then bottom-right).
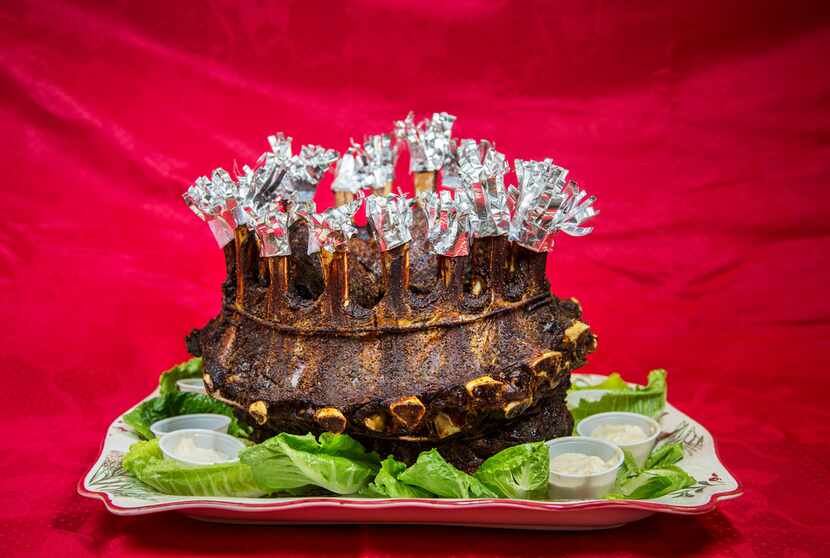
<box><xmin>2</xmin><ymin>1</ymin><xmax>830</xmax><ymax>556</ymax></box>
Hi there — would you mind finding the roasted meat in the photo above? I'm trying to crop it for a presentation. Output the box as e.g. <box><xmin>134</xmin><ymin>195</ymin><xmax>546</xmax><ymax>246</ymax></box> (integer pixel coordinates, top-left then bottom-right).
<box><xmin>188</xmin><ymin>220</ymin><xmax>596</xmax><ymax>470</ymax></box>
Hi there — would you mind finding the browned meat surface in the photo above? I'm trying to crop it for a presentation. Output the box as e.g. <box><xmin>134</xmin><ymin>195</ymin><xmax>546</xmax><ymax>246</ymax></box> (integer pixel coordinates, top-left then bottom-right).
<box><xmin>189</xmin><ymin>221</ymin><xmax>596</xmax><ymax>465</ymax></box>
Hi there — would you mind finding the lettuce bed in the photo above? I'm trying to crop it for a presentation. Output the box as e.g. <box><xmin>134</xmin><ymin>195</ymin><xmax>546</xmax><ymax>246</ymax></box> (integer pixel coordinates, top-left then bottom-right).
<box><xmin>121</xmin><ymin>360</ymin><xmax>693</xmax><ymax>501</ymax></box>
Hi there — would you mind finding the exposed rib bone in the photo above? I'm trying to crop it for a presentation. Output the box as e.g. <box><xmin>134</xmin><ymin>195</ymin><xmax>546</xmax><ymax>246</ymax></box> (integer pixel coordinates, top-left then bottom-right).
<box><xmin>319</xmin><ymin>248</ymin><xmax>350</xmax><ymax>319</ymax></box>
<box><xmin>380</xmin><ymin>244</ymin><xmax>410</xmax><ymax>315</ymax></box>
<box><xmin>437</xmin><ymin>255</ymin><xmax>467</xmax><ymax>311</ymax></box>
<box><xmin>234</xmin><ymin>229</ymin><xmax>245</xmax><ymax>308</ymax></box>
<box><xmin>413</xmin><ymin>171</ymin><xmax>436</xmax><ymax>195</ymax></box>
<box><xmin>315</xmin><ymin>407</ymin><xmax>347</xmax><ymax>433</ymax></box>
<box><xmin>266</xmin><ymin>255</ymin><xmax>289</xmax><ymax>318</ymax></box>
<box><xmin>389</xmin><ymin>396</ymin><xmax>426</xmax><ymax>429</ymax></box>
<box><xmin>372</xmin><ymin>180</ymin><xmax>393</xmax><ymax>196</ymax></box>
<box><xmin>233</xmin><ymin>227</ymin><xmax>259</xmax><ymax>309</ymax></box>
<box><xmin>334</xmin><ymin>191</ymin><xmax>355</xmax><ymax>207</ymax></box>
<box><xmin>248</xmin><ymin>400</ymin><xmax>268</xmax><ymax>425</ymax></box>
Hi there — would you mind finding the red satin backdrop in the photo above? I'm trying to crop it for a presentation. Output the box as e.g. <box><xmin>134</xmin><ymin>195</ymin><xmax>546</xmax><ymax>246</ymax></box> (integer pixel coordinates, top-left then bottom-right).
<box><xmin>2</xmin><ymin>0</ymin><xmax>830</xmax><ymax>556</ymax></box>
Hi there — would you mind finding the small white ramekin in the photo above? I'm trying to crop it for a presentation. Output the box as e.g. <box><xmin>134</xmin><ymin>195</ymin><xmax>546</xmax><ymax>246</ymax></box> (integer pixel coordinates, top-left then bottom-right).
<box><xmin>150</xmin><ymin>413</ymin><xmax>231</xmax><ymax>438</ymax></box>
<box><xmin>546</xmin><ymin>436</ymin><xmax>624</xmax><ymax>500</ymax></box>
<box><xmin>176</xmin><ymin>378</ymin><xmax>207</xmax><ymax>394</ymax></box>
<box><xmin>158</xmin><ymin>428</ymin><xmax>246</xmax><ymax>467</ymax></box>
<box><xmin>576</xmin><ymin>412</ymin><xmax>660</xmax><ymax>468</ymax></box>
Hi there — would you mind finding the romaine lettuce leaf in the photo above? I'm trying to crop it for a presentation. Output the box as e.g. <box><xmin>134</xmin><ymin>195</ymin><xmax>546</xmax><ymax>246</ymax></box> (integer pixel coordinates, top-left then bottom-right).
<box><xmin>569</xmin><ymin>369</ymin><xmax>667</xmax><ymax>424</ymax></box>
<box><xmin>397</xmin><ymin>449</ymin><xmax>498</xmax><ymax>498</ymax></box>
<box><xmin>608</xmin><ymin>465</ymin><xmax>695</xmax><ymax>499</ymax></box>
<box><xmin>158</xmin><ymin>357</ymin><xmax>203</xmax><ymax>396</ymax></box>
<box><xmin>571</xmin><ymin>372</ymin><xmax>629</xmax><ymax>392</ymax></box>
<box><xmin>239</xmin><ymin>432</ymin><xmax>381</xmax><ymax>495</ymax></box>
<box><xmin>363</xmin><ymin>457</ymin><xmax>435</xmax><ymax>498</ymax></box>
<box><xmin>123</xmin><ymin>392</ymin><xmax>251</xmax><ymax>440</ymax></box>
<box><xmin>474</xmin><ymin>442</ymin><xmax>549</xmax><ymax>499</ymax></box>
<box><xmin>645</xmin><ymin>442</ymin><xmax>684</xmax><ymax>469</ymax></box>
<box><xmin>122</xmin><ymin>439</ymin><xmax>264</xmax><ymax>497</ymax></box>
<box><xmin>607</xmin><ymin>442</ymin><xmax>694</xmax><ymax>499</ymax></box>
<box><xmin>122</xmin><ymin>438</ymin><xmax>164</xmax><ymax>473</ymax></box>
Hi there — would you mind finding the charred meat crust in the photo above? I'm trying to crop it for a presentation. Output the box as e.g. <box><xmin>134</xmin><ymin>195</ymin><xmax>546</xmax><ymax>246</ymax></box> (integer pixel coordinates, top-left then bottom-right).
<box><xmin>192</xmin><ymin>227</ymin><xmax>595</xmax><ymax>466</ymax></box>
<box><xmin>196</xmin><ymin>296</ymin><xmax>592</xmax><ymax>440</ymax></box>
<box><xmin>360</xmin><ymin>382</ymin><xmax>574</xmax><ymax>473</ymax></box>
<box><xmin>242</xmin><ymin>381</ymin><xmax>573</xmax><ymax>473</ymax></box>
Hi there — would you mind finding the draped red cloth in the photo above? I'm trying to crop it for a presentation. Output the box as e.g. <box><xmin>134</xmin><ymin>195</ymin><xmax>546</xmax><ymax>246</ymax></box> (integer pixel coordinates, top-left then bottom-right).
<box><xmin>2</xmin><ymin>1</ymin><xmax>830</xmax><ymax>556</ymax></box>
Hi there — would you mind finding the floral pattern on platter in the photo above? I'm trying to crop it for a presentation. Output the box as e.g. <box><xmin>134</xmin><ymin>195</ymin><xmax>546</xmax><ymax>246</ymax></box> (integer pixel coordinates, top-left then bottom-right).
<box><xmin>86</xmin><ymin>452</ymin><xmax>163</xmax><ymax>501</ymax></box>
<box><xmin>78</xmin><ymin>375</ymin><xmax>742</xmax><ymax>529</ymax></box>
<box><xmin>672</xmin><ymin>473</ymin><xmax>727</xmax><ymax>499</ymax></box>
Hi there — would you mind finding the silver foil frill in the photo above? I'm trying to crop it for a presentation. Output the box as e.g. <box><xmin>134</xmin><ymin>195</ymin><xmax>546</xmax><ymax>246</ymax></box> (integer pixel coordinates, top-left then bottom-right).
<box><xmin>255</xmin><ymin>133</ymin><xmax>294</xmax><ymax>200</ymax></box>
<box><xmin>456</xmin><ymin>139</ymin><xmax>510</xmax><ymax>237</ymax></box>
<box><xmin>228</xmin><ymin>133</ymin><xmax>293</xmax><ymax>218</ymax></box>
<box><xmin>267</xmin><ymin>132</ymin><xmax>293</xmax><ymax>162</ymax></box>
<box><xmin>209</xmin><ymin>167</ymin><xmax>241</xmax><ymax>225</ymax></box>
<box><xmin>365</xmin><ymin>193</ymin><xmax>413</xmax><ymax>251</ymax></box>
<box><xmin>507</xmin><ymin>159</ymin><xmax>598</xmax><ymax>252</ymax></box>
<box><xmin>234</xmin><ymin>164</ymin><xmax>256</xmax><ymax>220</ymax></box>
<box><xmin>394</xmin><ymin>111</ymin><xmax>456</xmax><ymax>173</ymax></box>
<box><xmin>183</xmin><ymin>175</ymin><xmax>239</xmax><ymax>248</ymax></box>
<box><xmin>287</xmin><ymin>144</ymin><xmax>339</xmax><ymax>202</ymax></box>
<box><xmin>551</xmin><ymin>182</ymin><xmax>599</xmax><ymax>236</ymax></box>
<box><xmin>418</xmin><ymin>190</ymin><xmax>477</xmax><ymax>257</ymax></box>
<box><xmin>246</xmin><ymin>200</ymin><xmax>291</xmax><ymax>257</ymax></box>
<box><xmin>440</xmin><ymin>139</ymin><xmax>462</xmax><ymax>189</ymax></box>
<box><xmin>331</xmin><ymin>144</ymin><xmax>369</xmax><ymax>194</ymax></box>
<box><xmin>301</xmin><ymin>194</ymin><xmax>364</xmax><ymax>254</ymax></box>
<box><xmin>362</xmin><ymin>134</ymin><xmax>397</xmax><ymax>189</ymax></box>
<box><xmin>235</xmin><ymin>163</ymin><xmax>281</xmax><ymax>226</ymax></box>
<box><xmin>182</xmin><ymin>133</ymin><xmax>331</xmax><ymax>248</ymax></box>
<box><xmin>286</xmin><ymin>198</ymin><xmax>316</xmax><ymax>227</ymax></box>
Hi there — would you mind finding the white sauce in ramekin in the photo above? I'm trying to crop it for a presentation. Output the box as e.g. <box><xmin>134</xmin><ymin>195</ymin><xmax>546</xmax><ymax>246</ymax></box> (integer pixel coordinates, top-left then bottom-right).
<box><xmin>550</xmin><ymin>452</ymin><xmax>616</xmax><ymax>476</ymax></box>
<box><xmin>174</xmin><ymin>436</ymin><xmax>227</xmax><ymax>464</ymax></box>
<box><xmin>591</xmin><ymin>423</ymin><xmax>648</xmax><ymax>445</ymax></box>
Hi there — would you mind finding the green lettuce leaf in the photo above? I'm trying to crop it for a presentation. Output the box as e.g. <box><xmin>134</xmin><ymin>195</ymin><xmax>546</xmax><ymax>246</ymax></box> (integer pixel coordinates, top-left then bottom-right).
<box><xmin>397</xmin><ymin>449</ymin><xmax>498</xmax><ymax>498</ymax></box>
<box><xmin>363</xmin><ymin>457</ymin><xmax>435</xmax><ymax>498</ymax></box>
<box><xmin>474</xmin><ymin>442</ymin><xmax>549</xmax><ymax>499</ymax></box>
<box><xmin>569</xmin><ymin>369</ymin><xmax>668</xmax><ymax>424</ymax></box>
<box><xmin>239</xmin><ymin>432</ymin><xmax>381</xmax><ymax>495</ymax></box>
<box><xmin>159</xmin><ymin>357</ymin><xmax>203</xmax><ymax>396</ymax></box>
<box><xmin>608</xmin><ymin>465</ymin><xmax>695</xmax><ymax>500</ymax></box>
<box><xmin>571</xmin><ymin>372</ymin><xmax>629</xmax><ymax>391</ymax></box>
<box><xmin>645</xmin><ymin>442</ymin><xmax>684</xmax><ymax>469</ymax></box>
<box><xmin>620</xmin><ymin>448</ymin><xmax>641</xmax><ymax>476</ymax></box>
<box><xmin>122</xmin><ymin>439</ymin><xmax>264</xmax><ymax>497</ymax></box>
<box><xmin>122</xmin><ymin>439</ymin><xmax>164</xmax><ymax>473</ymax></box>
<box><xmin>123</xmin><ymin>391</ymin><xmax>251</xmax><ymax>440</ymax></box>
<box><xmin>607</xmin><ymin>442</ymin><xmax>694</xmax><ymax>500</ymax></box>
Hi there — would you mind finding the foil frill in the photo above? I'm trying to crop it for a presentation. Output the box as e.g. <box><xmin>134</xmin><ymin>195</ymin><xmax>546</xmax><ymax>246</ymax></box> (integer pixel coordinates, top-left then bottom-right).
<box><xmin>287</xmin><ymin>144</ymin><xmax>339</xmax><ymax>202</ymax></box>
<box><xmin>362</xmin><ymin>134</ymin><xmax>397</xmax><ymax>189</ymax></box>
<box><xmin>235</xmin><ymin>162</ymin><xmax>286</xmax><ymax>225</ymax></box>
<box><xmin>440</xmin><ymin>139</ymin><xmax>462</xmax><ymax>189</ymax></box>
<box><xmin>208</xmin><ymin>167</ymin><xmax>243</xmax><ymax>226</ymax></box>
<box><xmin>256</xmin><ymin>133</ymin><xmax>294</xmax><ymax>200</ymax></box>
<box><xmin>286</xmin><ymin>198</ymin><xmax>316</xmax><ymax>226</ymax></box>
<box><xmin>331</xmin><ymin>144</ymin><xmax>369</xmax><ymax>194</ymax></box>
<box><xmin>418</xmin><ymin>190</ymin><xmax>477</xmax><ymax>257</ymax></box>
<box><xmin>302</xmin><ymin>194</ymin><xmax>364</xmax><ymax>254</ymax></box>
<box><xmin>267</xmin><ymin>132</ymin><xmax>293</xmax><ymax>162</ymax></box>
<box><xmin>183</xmin><ymin>175</ymin><xmax>238</xmax><ymax>248</ymax></box>
<box><xmin>456</xmin><ymin>139</ymin><xmax>510</xmax><ymax>237</ymax></box>
<box><xmin>507</xmin><ymin>159</ymin><xmax>598</xmax><ymax>252</ymax></box>
<box><xmin>394</xmin><ymin>112</ymin><xmax>456</xmax><ymax>173</ymax></box>
<box><xmin>246</xmin><ymin>200</ymin><xmax>291</xmax><ymax>257</ymax></box>
<box><xmin>365</xmin><ymin>193</ymin><xmax>413</xmax><ymax>251</ymax></box>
